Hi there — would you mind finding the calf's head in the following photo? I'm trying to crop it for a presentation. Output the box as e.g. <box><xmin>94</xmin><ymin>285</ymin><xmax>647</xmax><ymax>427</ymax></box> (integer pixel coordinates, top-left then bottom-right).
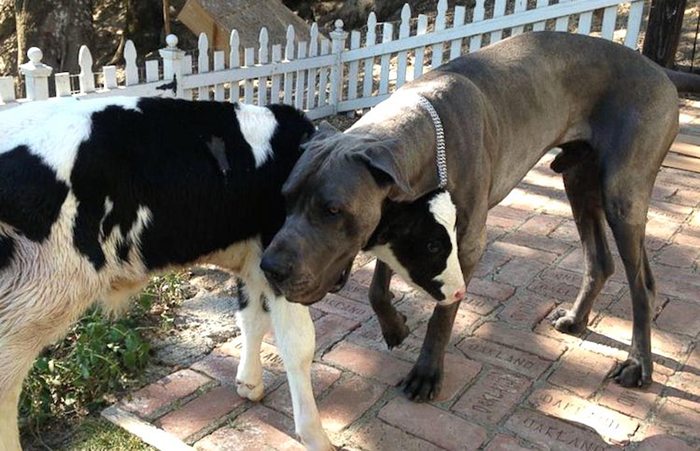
<box><xmin>365</xmin><ymin>190</ymin><xmax>465</xmax><ymax>305</ymax></box>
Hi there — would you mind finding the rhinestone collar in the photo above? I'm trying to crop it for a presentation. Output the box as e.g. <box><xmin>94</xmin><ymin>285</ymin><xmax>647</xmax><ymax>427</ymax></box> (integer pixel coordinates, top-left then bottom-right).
<box><xmin>415</xmin><ymin>95</ymin><xmax>447</xmax><ymax>189</ymax></box>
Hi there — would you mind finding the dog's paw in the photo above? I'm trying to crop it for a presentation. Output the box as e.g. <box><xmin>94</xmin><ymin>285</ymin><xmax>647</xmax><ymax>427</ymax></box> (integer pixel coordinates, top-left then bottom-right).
<box><xmin>550</xmin><ymin>308</ymin><xmax>587</xmax><ymax>335</ymax></box>
<box><xmin>607</xmin><ymin>357</ymin><xmax>652</xmax><ymax>388</ymax></box>
<box><xmin>382</xmin><ymin>312</ymin><xmax>410</xmax><ymax>349</ymax></box>
<box><xmin>398</xmin><ymin>362</ymin><xmax>443</xmax><ymax>402</ymax></box>
<box><xmin>236</xmin><ymin>378</ymin><xmax>264</xmax><ymax>401</ymax></box>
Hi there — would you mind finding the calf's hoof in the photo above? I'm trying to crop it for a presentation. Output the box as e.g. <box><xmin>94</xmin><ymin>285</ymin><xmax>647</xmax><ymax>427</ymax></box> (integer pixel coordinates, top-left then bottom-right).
<box><xmin>607</xmin><ymin>357</ymin><xmax>652</xmax><ymax>388</ymax></box>
<box><xmin>550</xmin><ymin>308</ymin><xmax>587</xmax><ymax>335</ymax></box>
<box><xmin>236</xmin><ymin>379</ymin><xmax>264</xmax><ymax>401</ymax></box>
<box><xmin>399</xmin><ymin>362</ymin><xmax>443</xmax><ymax>402</ymax></box>
<box><xmin>299</xmin><ymin>429</ymin><xmax>334</xmax><ymax>451</ymax></box>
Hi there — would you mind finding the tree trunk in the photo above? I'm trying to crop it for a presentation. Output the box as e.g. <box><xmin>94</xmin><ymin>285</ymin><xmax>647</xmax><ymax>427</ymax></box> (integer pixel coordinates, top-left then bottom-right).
<box><xmin>110</xmin><ymin>0</ymin><xmax>162</xmax><ymax>65</ymax></box>
<box><xmin>14</xmin><ymin>0</ymin><xmax>94</xmax><ymax>73</ymax></box>
<box><xmin>642</xmin><ymin>0</ymin><xmax>688</xmax><ymax>68</ymax></box>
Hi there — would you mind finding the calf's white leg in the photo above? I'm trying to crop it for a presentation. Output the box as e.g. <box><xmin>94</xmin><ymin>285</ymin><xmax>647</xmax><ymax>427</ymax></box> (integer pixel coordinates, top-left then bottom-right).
<box><xmin>269</xmin><ymin>296</ymin><xmax>332</xmax><ymax>451</ymax></box>
<box><xmin>235</xmin><ymin>280</ymin><xmax>270</xmax><ymax>402</ymax></box>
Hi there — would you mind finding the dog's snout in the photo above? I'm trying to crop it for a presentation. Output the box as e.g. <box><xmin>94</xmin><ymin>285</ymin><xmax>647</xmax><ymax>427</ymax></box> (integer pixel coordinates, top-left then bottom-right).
<box><xmin>260</xmin><ymin>254</ymin><xmax>292</xmax><ymax>284</ymax></box>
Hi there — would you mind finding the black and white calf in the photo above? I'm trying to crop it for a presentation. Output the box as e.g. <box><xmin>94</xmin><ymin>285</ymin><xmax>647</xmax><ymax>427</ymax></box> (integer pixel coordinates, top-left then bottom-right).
<box><xmin>0</xmin><ymin>97</ymin><xmax>334</xmax><ymax>450</ymax></box>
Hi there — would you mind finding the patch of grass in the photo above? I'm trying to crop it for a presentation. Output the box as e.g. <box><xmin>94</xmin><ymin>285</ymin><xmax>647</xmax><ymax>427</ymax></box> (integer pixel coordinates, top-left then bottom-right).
<box><xmin>62</xmin><ymin>416</ymin><xmax>154</xmax><ymax>451</ymax></box>
<box><xmin>19</xmin><ymin>272</ymin><xmax>189</xmax><ymax>442</ymax></box>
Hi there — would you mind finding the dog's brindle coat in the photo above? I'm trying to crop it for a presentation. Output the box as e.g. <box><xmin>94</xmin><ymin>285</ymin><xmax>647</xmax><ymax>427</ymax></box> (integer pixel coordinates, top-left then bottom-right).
<box><xmin>262</xmin><ymin>31</ymin><xmax>695</xmax><ymax>400</ymax></box>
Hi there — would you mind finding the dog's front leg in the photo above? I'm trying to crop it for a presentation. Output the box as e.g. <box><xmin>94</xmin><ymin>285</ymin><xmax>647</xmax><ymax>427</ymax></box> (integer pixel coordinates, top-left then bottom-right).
<box><xmin>269</xmin><ymin>297</ymin><xmax>333</xmax><ymax>451</ymax></box>
<box><xmin>369</xmin><ymin>260</ymin><xmax>409</xmax><ymax>349</ymax></box>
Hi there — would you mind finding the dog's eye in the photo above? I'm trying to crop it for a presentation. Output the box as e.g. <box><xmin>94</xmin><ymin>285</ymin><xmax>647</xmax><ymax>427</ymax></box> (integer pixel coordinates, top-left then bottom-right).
<box><xmin>326</xmin><ymin>206</ymin><xmax>340</xmax><ymax>216</ymax></box>
<box><xmin>427</xmin><ymin>241</ymin><xmax>441</xmax><ymax>253</ymax></box>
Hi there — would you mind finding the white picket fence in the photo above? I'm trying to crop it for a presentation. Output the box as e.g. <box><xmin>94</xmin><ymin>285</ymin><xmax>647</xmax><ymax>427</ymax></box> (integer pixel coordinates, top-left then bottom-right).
<box><xmin>0</xmin><ymin>0</ymin><xmax>646</xmax><ymax>118</ymax></box>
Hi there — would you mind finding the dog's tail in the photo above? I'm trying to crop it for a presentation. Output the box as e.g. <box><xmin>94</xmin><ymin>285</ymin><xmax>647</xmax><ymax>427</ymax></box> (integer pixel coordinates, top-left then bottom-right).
<box><xmin>664</xmin><ymin>69</ymin><xmax>700</xmax><ymax>94</ymax></box>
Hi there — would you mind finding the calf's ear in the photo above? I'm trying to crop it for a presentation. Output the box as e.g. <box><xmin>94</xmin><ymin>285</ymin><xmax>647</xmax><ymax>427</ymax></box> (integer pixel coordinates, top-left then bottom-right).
<box><xmin>354</xmin><ymin>143</ymin><xmax>414</xmax><ymax>200</ymax></box>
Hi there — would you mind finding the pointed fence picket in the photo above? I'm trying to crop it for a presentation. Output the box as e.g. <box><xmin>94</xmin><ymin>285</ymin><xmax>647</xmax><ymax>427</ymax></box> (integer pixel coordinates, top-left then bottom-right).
<box><xmin>1</xmin><ymin>0</ymin><xmax>647</xmax><ymax>119</ymax></box>
<box><xmin>396</xmin><ymin>4</ymin><xmax>411</xmax><ymax>88</ymax></box>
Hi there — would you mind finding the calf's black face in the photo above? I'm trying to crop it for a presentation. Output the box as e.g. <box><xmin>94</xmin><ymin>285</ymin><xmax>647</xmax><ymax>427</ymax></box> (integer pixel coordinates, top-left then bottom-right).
<box><xmin>261</xmin><ymin>126</ymin><xmax>397</xmax><ymax>304</ymax></box>
<box><xmin>365</xmin><ymin>190</ymin><xmax>465</xmax><ymax>305</ymax></box>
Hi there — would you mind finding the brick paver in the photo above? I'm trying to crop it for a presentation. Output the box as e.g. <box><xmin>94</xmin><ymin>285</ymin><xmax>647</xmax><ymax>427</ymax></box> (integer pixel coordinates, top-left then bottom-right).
<box><xmin>105</xmin><ymin>111</ymin><xmax>700</xmax><ymax>450</ymax></box>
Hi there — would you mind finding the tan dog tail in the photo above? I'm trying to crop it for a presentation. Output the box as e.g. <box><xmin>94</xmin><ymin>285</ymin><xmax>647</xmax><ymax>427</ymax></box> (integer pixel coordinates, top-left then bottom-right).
<box><xmin>664</xmin><ymin>69</ymin><xmax>700</xmax><ymax>94</ymax></box>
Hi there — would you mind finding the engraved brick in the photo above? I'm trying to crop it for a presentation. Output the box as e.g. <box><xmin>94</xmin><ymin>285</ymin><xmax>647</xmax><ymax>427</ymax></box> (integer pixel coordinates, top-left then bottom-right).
<box><xmin>313</xmin><ymin>313</ymin><xmax>359</xmax><ymax>353</ymax></box>
<box><xmin>655</xmin><ymin>244</ymin><xmax>700</xmax><ymax>269</ymax></box>
<box><xmin>539</xmin><ymin>268</ymin><xmax>625</xmax><ymax>297</ymax></box>
<box><xmin>468</xmin><ymin>278</ymin><xmax>516</xmax><ymax>302</ymax></box>
<box><xmin>322</xmin><ymin>342</ymin><xmax>412</xmax><ymax>385</ymax></box>
<box><xmin>452</xmin><ymin>369</ymin><xmax>531</xmax><ymax>424</ymax></box>
<box><xmin>437</xmin><ymin>352</ymin><xmax>482</xmax><ymax>402</ymax></box>
<box><xmin>592</xmin><ymin>315</ymin><xmax>688</xmax><ymax>361</ymax></box>
<box><xmin>320</xmin><ymin>375</ymin><xmax>385</xmax><ymax>433</ymax></box>
<box><xmin>498</xmin><ymin>292</ymin><xmax>557</xmax><ymax>328</ymax></box>
<box><xmin>314</xmin><ymin>293</ymin><xmax>373</xmax><ymax>321</ymax></box>
<box><xmin>519</xmin><ymin>215</ymin><xmax>563</xmax><ymax>235</ymax></box>
<box><xmin>527</xmin><ymin>386</ymin><xmax>639</xmax><ymax>443</ymax></box>
<box><xmin>494</xmin><ymin>257</ymin><xmax>548</xmax><ymax>287</ymax></box>
<box><xmin>505</xmin><ymin>408</ymin><xmax>614</xmax><ymax>451</ymax></box>
<box><xmin>473</xmin><ymin>249</ymin><xmax>512</xmax><ymax>278</ymax></box>
<box><xmin>655</xmin><ymin>400</ymin><xmax>700</xmax><ymax>440</ymax></box>
<box><xmin>484</xmin><ymin>434</ymin><xmax>532</xmax><ymax>451</ymax></box>
<box><xmin>547</xmin><ymin>348</ymin><xmax>615</xmax><ymax>398</ymax></box>
<box><xmin>120</xmin><ymin>369</ymin><xmax>211</xmax><ymax>419</ymax></box>
<box><xmin>379</xmin><ymin>396</ymin><xmax>487</xmax><ymax>450</ymax></box>
<box><xmin>636</xmin><ymin>434</ymin><xmax>696</xmax><ymax>451</ymax></box>
<box><xmin>457</xmin><ymin>337</ymin><xmax>550</xmax><ymax>378</ymax></box>
<box><xmin>598</xmin><ymin>376</ymin><xmax>667</xmax><ymax>419</ymax></box>
<box><xmin>264</xmin><ymin>363</ymin><xmax>342</xmax><ymax>417</ymax></box>
<box><xmin>490</xmin><ymin>240</ymin><xmax>559</xmax><ymax>265</ymax></box>
<box><xmin>473</xmin><ymin>322</ymin><xmax>567</xmax><ymax>361</ymax></box>
<box><xmin>158</xmin><ymin>386</ymin><xmax>243</xmax><ymax>440</ymax></box>
<box><xmin>501</xmin><ymin>232</ymin><xmax>572</xmax><ymax>255</ymax></box>
<box><xmin>460</xmin><ymin>294</ymin><xmax>503</xmax><ymax>315</ymax></box>
<box><xmin>195</xmin><ymin>405</ymin><xmax>303</xmax><ymax>450</ymax></box>
<box><xmin>352</xmin><ymin>421</ymin><xmax>442</xmax><ymax>451</ymax></box>
<box><xmin>219</xmin><ymin>338</ymin><xmax>286</xmax><ymax>373</ymax></box>
<box><xmin>655</xmin><ymin>299</ymin><xmax>700</xmax><ymax>337</ymax></box>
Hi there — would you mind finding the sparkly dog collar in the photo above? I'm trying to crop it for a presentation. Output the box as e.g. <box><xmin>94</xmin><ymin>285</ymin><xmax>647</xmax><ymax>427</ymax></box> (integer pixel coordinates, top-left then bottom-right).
<box><xmin>415</xmin><ymin>95</ymin><xmax>448</xmax><ymax>189</ymax></box>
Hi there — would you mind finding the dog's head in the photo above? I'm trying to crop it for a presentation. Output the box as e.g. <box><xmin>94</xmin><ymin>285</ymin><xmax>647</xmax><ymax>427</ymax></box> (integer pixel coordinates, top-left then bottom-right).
<box><xmin>261</xmin><ymin>122</ymin><xmax>416</xmax><ymax>304</ymax></box>
<box><xmin>261</xmin><ymin>122</ymin><xmax>465</xmax><ymax>305</ymax></box>
<box><xmin>365</xmin><ymin>190</ymin><xmax>465</xmax><ymax>305</ymax></box>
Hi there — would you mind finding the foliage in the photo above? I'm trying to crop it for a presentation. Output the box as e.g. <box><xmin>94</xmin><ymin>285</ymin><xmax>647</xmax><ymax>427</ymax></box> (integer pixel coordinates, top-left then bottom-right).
<box><xmin>62</xmin><ymin>417</ymin><xmax>154</xmax><ymax>451</ymax></box>
<box><xmin>19</xmin><ymin>272</ymin><xmax>188</xmax><ymax>429</ymax></box>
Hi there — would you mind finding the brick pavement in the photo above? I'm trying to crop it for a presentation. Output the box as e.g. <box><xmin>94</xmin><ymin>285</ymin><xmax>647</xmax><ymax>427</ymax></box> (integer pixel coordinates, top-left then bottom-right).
<box><xmin>104</xmin><ymin>105</ymin><xmax>700</xmax><ymax>450</ymax></box>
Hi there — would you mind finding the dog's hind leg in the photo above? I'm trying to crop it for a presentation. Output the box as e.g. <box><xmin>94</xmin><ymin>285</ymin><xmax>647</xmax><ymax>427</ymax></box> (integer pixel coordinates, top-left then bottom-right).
<box><xmin>550</xmin><ymin>141</ymin><xmax>614</xmax><ymax>334</ymax></box>
<box><xmin>369</xmin><ymin>260</ymin><xmax>409</xmax><ymax>349</ymax></box>
<box><xmin>235</xmin><ymin>278</ymin><xmax>270</xmax><ymax>401</ymax></box>
<box><xmin>598</xmin><ymin>106</ymin><xmax>676</xmax><ymax>388</ymax></box>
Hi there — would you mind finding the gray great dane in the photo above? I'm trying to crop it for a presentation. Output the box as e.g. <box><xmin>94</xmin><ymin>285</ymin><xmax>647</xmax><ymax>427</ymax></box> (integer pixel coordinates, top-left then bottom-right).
<box><xmin>261</xmin><ymin>31</ymin><xmax>699</xmax><ymax>400</ymax></box>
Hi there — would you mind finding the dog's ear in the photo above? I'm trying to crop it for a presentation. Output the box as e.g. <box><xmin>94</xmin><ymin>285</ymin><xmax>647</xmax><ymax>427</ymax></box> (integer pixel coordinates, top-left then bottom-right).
<box><xmin>301</xmin><ymin>121</ymin><xmax>340</xmax><ymax>150</ymax></box>
<box><xmin>315</xmin><ymin>121</ymin><xmax>340</xmax><ymax>139</ymax></box>
<box><xmin>354</xmin><ymin>143</ymin><xmax>414</xmax><ymax>199</ymax></box>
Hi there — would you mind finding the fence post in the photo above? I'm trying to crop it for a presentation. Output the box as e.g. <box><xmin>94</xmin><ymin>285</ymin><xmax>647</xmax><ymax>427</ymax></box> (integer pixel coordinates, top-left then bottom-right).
<box><xmin>159</xmin><ymin>34</ymin><xmax>186</xmax><ymax>97</ymax></box>
<box><xmin>78</xmin><ymin>46</ymin><xmax>95</xmax><ymax>93</ymax></box>
<box><xmin>19</xmin><ymin>47</ymin><xmax>52</xmax><ymax>101</ymax></box>
<box><xmin>329</xmin><ymin>19</ymin><xmax>347</xmax><ymax>113</ymax></box>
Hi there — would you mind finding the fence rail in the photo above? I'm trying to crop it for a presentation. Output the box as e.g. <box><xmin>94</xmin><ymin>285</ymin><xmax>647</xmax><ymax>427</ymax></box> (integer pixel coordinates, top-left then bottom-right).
<box><xmin>0</xmin><ymin>0</ymin><xmax>646</xmax><ymax>119</ymax></box>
